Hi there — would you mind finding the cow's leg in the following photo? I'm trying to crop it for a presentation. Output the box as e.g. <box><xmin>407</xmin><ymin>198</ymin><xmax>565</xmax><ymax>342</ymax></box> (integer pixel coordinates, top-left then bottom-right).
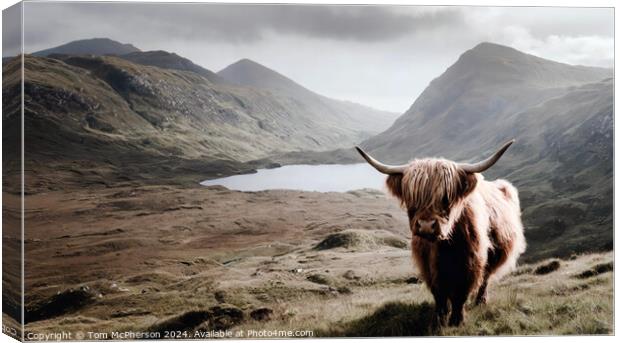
<box><xmin>431</xmin><ymin>290</ymin><xmax>449</xmax><ymax>330</ymax></box>
<box><xmin>448</xmin><ymin>291</ymin><xmax>467</xmax><ymax>326</ymax></box>
<box><xmin>475</xmin><ymin>272</ymin><xmax>490</xmax><ymax>305</ymax></box>
<box><xmin>477</xmin><ymin>239</ymin><xmax>507</xmax><ymax>306</ymax></box>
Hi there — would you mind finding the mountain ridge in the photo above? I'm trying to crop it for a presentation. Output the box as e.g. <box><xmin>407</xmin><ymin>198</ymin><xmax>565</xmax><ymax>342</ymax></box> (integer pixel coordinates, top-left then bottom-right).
<box><xmin>32</xmin><ymin>38</ymin><xmax>140</xmax><ymax>57</ymax></box>
<box><xmin>119</xmin><ymin>50</ymin><xmax>224</xmax><ymax>83</ymax></box>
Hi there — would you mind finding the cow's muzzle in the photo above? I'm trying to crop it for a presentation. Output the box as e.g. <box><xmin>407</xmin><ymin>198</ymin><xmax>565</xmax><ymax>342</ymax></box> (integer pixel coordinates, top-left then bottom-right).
<box><xmin>412</xmin><ymin>219</ymin><xmax>441</xmax><ymax>241</ymax></box>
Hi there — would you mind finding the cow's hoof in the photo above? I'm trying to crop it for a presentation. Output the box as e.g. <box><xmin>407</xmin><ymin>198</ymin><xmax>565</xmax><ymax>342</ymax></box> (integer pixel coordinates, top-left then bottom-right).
<box><xmin>475</xmin><ymin>296</ymin><xmax>488</xmax><ymax>306</ymax></box>
<box><xmin>431</xmin><ymin>314</ymin><xmax>448</xmax><ymax>331</ymax></box>
<box><xmin>448</xmin><ymin>314</ymin><xmax>464</xmax><ymax>327</ymax></box>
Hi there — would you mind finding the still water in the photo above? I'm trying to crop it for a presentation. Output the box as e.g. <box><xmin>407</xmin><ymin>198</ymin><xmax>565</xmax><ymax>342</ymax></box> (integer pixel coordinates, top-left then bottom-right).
<box><xmin>201</xmin><ymin>163</ymin><xmax>386</xmax><ymax>192</ymax></box>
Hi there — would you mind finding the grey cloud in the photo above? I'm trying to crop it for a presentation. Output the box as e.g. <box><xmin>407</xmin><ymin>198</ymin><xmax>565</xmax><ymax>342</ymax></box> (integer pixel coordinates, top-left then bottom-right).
<box><xmin>264</xmin><ymin>6</ymin><xmax>464</xmax><ymax>42</ymax></box>
<box><xmin>22</xmin><ymin>2</ymin><xmax>463</xmax><ymax>48</ymax></box>
<box><xmin>502</xmin><ymin>7</ymin><xmax>613</xmax><ymax>38</ymax></box>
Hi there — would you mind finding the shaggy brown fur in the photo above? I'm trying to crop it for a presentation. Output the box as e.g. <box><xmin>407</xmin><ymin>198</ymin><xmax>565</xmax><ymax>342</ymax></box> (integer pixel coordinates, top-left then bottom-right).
<box><xmin>385</xmin><ymin>158</ymin><xmax>525</xmax><ymax>327</ymax></box>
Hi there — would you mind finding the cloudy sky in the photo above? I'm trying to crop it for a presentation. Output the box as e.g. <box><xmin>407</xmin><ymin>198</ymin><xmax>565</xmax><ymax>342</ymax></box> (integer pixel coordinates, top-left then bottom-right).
<box><xmin>3</xmin><ymin>2</ymin><xmax>614</xmax><ymax>113</ymax></box>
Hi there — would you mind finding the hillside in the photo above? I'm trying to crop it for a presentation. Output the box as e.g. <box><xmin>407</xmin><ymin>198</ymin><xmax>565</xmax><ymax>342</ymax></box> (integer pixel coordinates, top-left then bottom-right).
<box><xmin>361</xmin><ymin>42</ymin><xmax>613</xmax><ymax>261</ymax></box>
<box><xmin>218</xmin><ymin>58</ymin><xmax>399</xmax><ymax>136</ymax></box>
<box><xmin>13</xmin><ymin>38</ymin><xmax>396</xmax><ymax>160</ymax></box>
<box><xmin>18</xmin><ymin>185</ymin><xmax>613</xmax><ymax>336</ymax></box>
<box><xmin>119</xmin><ymin>50</ymin><xmax>223</xmax><ymax>83</ymax></box>
<box><xmin>2</xmin><ymin>48</ymin><xmax>396</xmax><ymax>190</ymax></box>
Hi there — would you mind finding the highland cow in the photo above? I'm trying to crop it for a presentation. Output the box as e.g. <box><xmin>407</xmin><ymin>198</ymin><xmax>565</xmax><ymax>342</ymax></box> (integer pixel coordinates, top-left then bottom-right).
<box><xmin>356</xmin><ymin>140</ymin><xmax>526</xmax><ymax>327</ymax></box>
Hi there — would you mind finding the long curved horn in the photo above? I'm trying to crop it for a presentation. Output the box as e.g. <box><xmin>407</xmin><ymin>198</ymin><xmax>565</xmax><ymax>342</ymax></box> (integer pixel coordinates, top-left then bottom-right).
<box><xmin>458</xmin><ymin>139</ymin><xmax>515</xmax><ymax>174</ymax></box>
<box><xmin>355</xmin><ymin>146</ymin><xmax>407</xmax><ymax>175</ymax></box>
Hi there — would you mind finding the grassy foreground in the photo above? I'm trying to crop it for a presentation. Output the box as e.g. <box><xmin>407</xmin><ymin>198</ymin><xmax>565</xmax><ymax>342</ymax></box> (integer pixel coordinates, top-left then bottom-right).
<box><xmin>234</xmin><ymin>252</ymin><xmax>613</xmax><ymax>336</ymax></box>
<box><xmin>17</xmin><ymin>186</ymin><xmax>613</xmax><ymax>338</ymax></box>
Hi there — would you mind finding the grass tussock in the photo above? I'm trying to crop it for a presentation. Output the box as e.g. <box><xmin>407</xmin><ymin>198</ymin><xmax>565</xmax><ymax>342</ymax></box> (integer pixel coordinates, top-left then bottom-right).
<box><xmin>575</xmin><ymin>262</ymin><xmax>613</xmax><ymax>279</ymax></box>
<box><xmin>314</xmin><ymin>230</ymin><xmax>407</xmax><ymax>251</ymax></box>
<box><xmin>25</xmin><ymin>286</ymin><xmax>98</xmax><ymax>324</ymax></box>
<box><xmin>533</xmin><ymin>260</ymin><xmax>561</xmax><ymax>275</ymax></box>
<box><xmin>306</xmin><ymin>274</ymin><xmax>334</xmax><ymax>286</ymax></box>
<box><xmin>148</xmin><ymin>305</ymin><xmax>244</xmax><ymax>333</ymax></box>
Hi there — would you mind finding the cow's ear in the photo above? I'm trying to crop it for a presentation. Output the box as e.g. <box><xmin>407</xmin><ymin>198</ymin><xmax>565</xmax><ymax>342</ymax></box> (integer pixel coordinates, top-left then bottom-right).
<box><xmin>458</xmin><ymin>171</ymin><xmax>478</xmax><ymax>198</ymax></box>
<box><xmin>386</xmin><ymin>174</ymin><xmax>404</xmax><ymax>201</ymax></box>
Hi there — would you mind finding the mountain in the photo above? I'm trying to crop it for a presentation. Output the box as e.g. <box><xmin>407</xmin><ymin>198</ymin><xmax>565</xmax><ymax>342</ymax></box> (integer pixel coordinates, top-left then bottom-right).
<box><xmin>32</xmin><ymin>38</ymin><xmax>140</xmax><ymax>57</ymax></box>
<box><xmin>361</xmin><ymin>42</ymin><xmax>613</xmax><ymax>261</ymax></box>
<box><xmin>218</xmin><ymin>58</ymin><xmax>399</xmax><ymax>135</ymax></box>
<box><xmin>3</xmin><ymin>42</ymin><xmax>398</xmax><ymax>189</ymax></box>
<box><xmin>119</xmin><ymin>50</ymin><xmax>223</xmax><ymax>83</ymax></box>
<box><xmin>219</xmin><ymin>58</ymin><xmax>312</xmax><ymax>98</ymax></box>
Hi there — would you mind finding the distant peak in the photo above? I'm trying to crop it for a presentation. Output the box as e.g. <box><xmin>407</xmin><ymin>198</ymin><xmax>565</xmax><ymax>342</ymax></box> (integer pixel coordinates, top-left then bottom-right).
<box><xmin>219</xmin><ymin>58</ymin><xmax>281</xmax><ymax>76</ymax></box>
<box><xmin>472</xmin><ymin>41</ymin><xmax>509</xmax><ymax>49</ymax></box>
<box><xmin>124</xmin><ymin>50</ymin><xmax>177</xmax><ymax>57</ymax></box>
<box><xmin>66</xmin><ymin>38</ymin><xmax>139</xmax><ymax>50</ymax></box>
<box><xmin>453</xmin><ymin>42</ymin><xmax>536</xmax><ymax>67</ymax></box>
<box><xmin>237</xmin><ymin>58</ymin><xmax>254</xmax><ymax>63</ymax></box>
<box><xmin>230</xmin><ymin>58</ymin><xmax>265</xmax><ymax>68</ymax></box>
<box><xmin>218</xmin><ymin>58</ymin><xmax>312</xmax><ymax>97</ymax></box>
<box><xmin>461</xmin><ymin>41</ymin><xmax>600</xmax><ymax>70</ymax></box>
<box><xmin>85</xmin><ymin>37</ymin><xmax>124</xmax><ymax>43</ymax></box>
<box><xmin>33</xmin><ymin>38</ymin><xmax>140</xmax><ymax>57</ymax></box>
<box><xmin>468</xmin><ymin>42</ymin><xmax>522</xmax><ymax>55</ymax></box>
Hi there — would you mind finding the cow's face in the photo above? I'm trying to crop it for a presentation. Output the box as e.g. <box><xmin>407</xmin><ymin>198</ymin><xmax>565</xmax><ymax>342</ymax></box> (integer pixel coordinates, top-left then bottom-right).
<box><xmin>387</xmin><ymin>160</ymin><xmax>478</xmax><ymax>241</ymax></box>
<box><xmin>355</xmin><ymin>140</ymin><xmax>514</xmax><ymax>242</ymax></box>
<box><xmin>407</xmin><ymin>203</ymin><xmax>449</xmax><ymax>242</ymax></box>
